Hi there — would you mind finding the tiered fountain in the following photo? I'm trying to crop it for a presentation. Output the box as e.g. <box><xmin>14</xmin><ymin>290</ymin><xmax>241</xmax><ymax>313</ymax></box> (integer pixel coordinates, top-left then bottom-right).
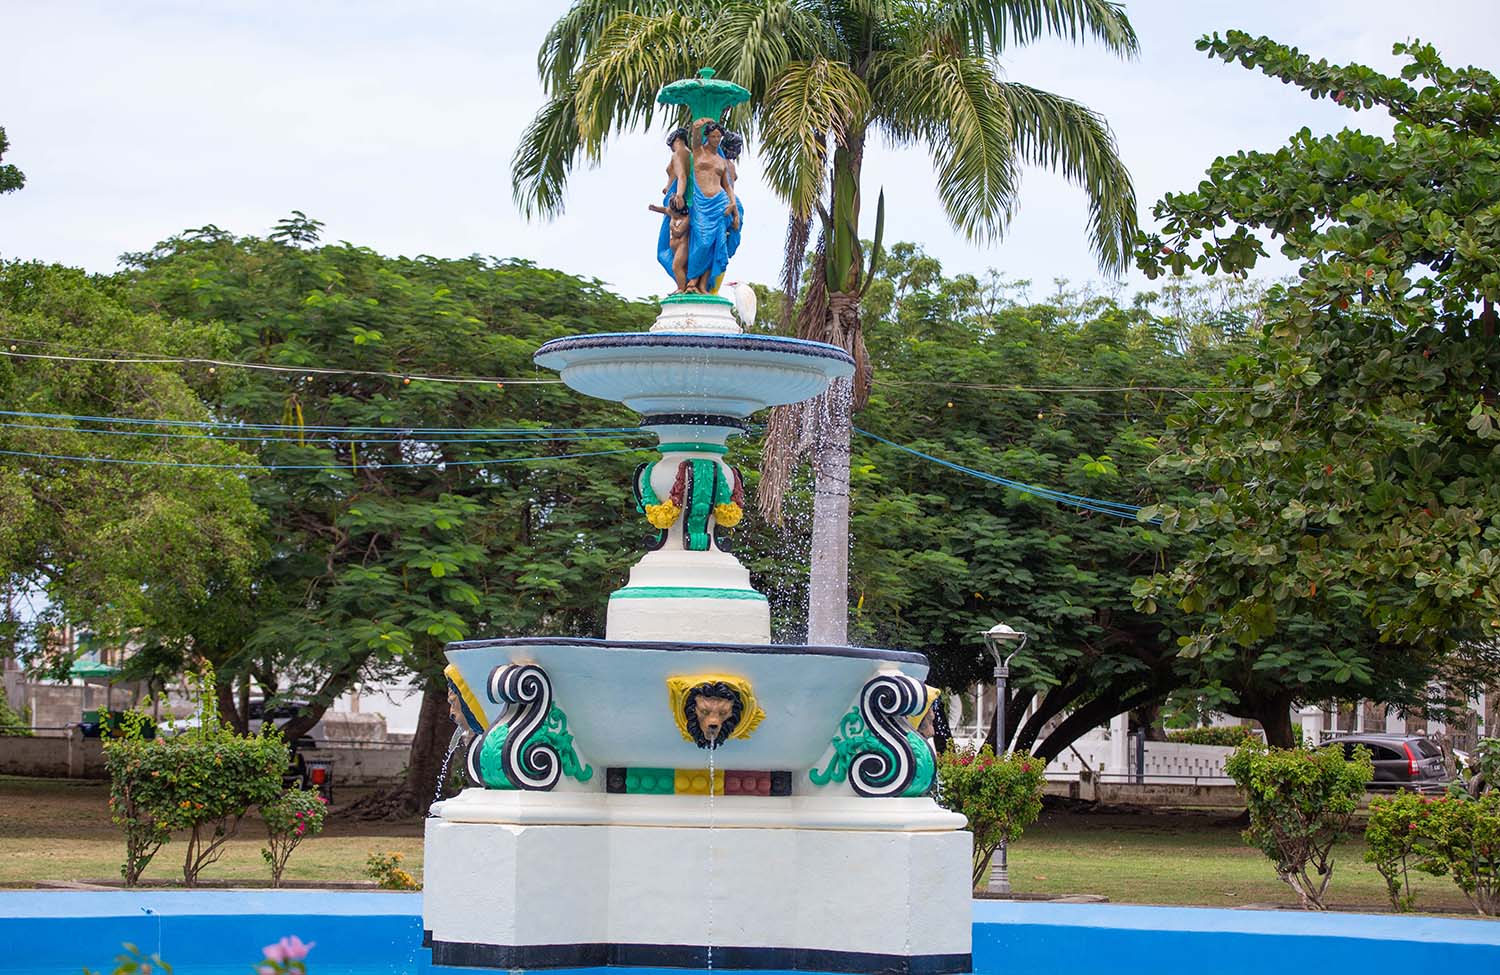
<box><xmin>423</xmin><ymin>69</ymin><xmax>972</xmax><ymax>975</ymax></box>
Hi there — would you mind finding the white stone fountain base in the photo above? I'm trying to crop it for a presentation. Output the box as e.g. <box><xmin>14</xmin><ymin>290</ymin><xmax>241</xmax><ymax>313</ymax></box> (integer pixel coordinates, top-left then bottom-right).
<box><xmin>423</xmin><ymin>808</ymin><xmax>973</xmax><ymax>974</ymax></box>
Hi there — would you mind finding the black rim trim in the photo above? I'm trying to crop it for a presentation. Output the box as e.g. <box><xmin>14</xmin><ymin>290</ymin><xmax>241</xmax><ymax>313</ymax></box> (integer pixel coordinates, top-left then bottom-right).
<box><xmin>429</xmin><ymin>939</ymin><xmax>970</xmax><ymax>974</ymax></box>
<box><xmin>535</xmin><ymin>332</ymin><xmax>855</xmax><ymax>365</ymax></box>
<box><xmin>445</xmin><ymin>636</ymin><xmax>929</xmax><ymax>667</ymax></box>
<box><xmin>640</xmin><ymin>413</ymin><xmax>749</xmax><ymax>431</ymax></box>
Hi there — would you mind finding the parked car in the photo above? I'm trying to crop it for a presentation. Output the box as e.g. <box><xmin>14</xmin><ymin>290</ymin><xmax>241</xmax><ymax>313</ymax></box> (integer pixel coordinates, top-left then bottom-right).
<box><xmin>1332</xmin><ymin>733</ymin><xmax>1449</xmax><ymax>792</ymax></box>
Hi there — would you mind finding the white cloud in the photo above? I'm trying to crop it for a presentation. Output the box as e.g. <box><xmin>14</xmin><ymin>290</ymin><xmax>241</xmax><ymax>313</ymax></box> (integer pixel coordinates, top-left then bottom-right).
<box><xmin>2</xmin><ymin>1</ymin><xmax>1496</xmax><ymax>301</ymax></box>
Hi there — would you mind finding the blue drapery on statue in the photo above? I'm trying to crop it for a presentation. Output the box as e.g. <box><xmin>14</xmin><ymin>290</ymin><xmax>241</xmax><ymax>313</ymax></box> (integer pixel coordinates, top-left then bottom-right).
<box><xmin>657</xmin><ymin>178</ymin><xmax>733</xmax><ymax>290</ymax></box>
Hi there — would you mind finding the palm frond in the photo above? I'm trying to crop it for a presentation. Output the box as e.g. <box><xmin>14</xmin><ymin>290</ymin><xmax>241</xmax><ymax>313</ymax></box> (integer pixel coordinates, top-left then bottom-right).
<box><xmin>780</xmin><ymin>211</ymin><xmax>811</xmax><ymax>332</ymax></box>
<box><xmin>573</xmin><ymin>12</ymin><xmax>705</xmax><ymax>153</ymax></box>
<box><xmin>511</xmin><ymin>90</ymin><xmax>583</xmax><ymax>221</ymax></box>
<box><xmin>1000</xmin><ymin>82</ymin><xmax>1137</xmax><ymax>272</ymax></box>
<box><xmin>701</xmin><ymin>1</ymin><xmax>842</xmax><ymax>121</ymax></box>
<box><xmin>538</xmin><ymin>0</ymin><xmax>698</xmax><ymax>92</ymax></box>
<box><xmin>934</xmin><ymin>0</ymin><xmax>1138</xmax><ymax>58</ymax></box>
<box><xmin>869</xmin><ymin>49</ymin><xmax>1022</xmax><ymax>243</ymax></box>
<box><xmin>759</xmin><ymin>58</ymin><xmax>871</xmax><ymax>219</ymax></box>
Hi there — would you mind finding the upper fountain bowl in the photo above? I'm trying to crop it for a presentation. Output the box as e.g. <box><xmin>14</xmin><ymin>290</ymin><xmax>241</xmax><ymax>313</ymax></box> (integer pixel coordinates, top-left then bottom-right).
<box><xmin>533</xmin><ymin>331</ymin><xmax>854</xmax><ymax>418</ymax></box>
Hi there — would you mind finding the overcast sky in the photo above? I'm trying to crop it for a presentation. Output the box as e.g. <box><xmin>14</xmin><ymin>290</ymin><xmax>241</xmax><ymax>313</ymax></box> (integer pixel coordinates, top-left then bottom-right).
<box><xmin>2</xmin><ymin>1</ymin><xmax>1496</xmax><ymax>302</ymax></box>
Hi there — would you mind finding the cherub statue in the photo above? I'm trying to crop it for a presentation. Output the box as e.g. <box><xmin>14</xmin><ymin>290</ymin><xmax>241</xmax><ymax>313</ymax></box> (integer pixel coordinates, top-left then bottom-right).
<box><xmin>651</xmin><ymin>127</ymin><xmax>692</xmax><ymax>292</ymax></box>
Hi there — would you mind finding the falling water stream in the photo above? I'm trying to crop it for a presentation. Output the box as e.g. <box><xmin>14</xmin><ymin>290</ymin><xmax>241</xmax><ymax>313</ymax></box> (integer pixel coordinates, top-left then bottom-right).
<box><xmin>706</xmin><ymin>742</ymin><xmax>717</xmax><ymax>971</ymax></box>
<box><xmin>430</xmin><ymin>728</ymin><xmax>466</xmax><ymax>813</ymax></box>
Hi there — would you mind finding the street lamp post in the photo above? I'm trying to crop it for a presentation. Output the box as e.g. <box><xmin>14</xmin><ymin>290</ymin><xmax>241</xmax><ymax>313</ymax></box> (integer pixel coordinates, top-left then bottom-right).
<box><xmin>981</xmin><ymin>622</ymin><xmax>1028</xmax><ymax>896</ymax></box>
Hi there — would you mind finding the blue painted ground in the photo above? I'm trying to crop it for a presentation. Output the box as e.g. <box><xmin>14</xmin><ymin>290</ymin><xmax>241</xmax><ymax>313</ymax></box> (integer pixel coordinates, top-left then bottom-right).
<box><xmin>3</xmin><ymin>891</ymin><xmax>1497</xmax><ymax>975</ymax></box>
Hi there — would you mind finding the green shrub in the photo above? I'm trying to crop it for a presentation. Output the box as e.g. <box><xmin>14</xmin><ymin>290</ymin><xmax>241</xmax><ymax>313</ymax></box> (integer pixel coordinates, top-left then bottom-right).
<box><xmin>103</xmin><ymin>671</ymin><xmax>286</xmax><ymax>886</ymax></box>
<box><xmin>261</xmin><ymin>788</ymin><xmax>330</xmax><ymax>887</ymax></box>
<box><xmin>1364</xmin><ymin>791</ymin><xmax>1433</xmax><ymax>911</ymax></box>
<box><xmin>1417</xmin><ymin>794</ymin><xmax>1500</xmax><ymax>916</ymax></box>
<box><xmin>936</xmin><ymin>745</ymin><xmax>1047</xmax><ymax>892</ymax></box>
<box><xmin>1165</xmin><ymin>726</ymin><xmax>1257</xmax><ymax>747</ymax></box>
<box><xmin>1225</xmin><ymin>739</ymin><xmax>1372</xmax><ymax>910</ymax></box>
<box><xmin>1465</xmin><ymin>737</ymin><xmax>1500</xmax><ymax>795</ymax></box>
<box><xmin>365</xmin><ymin>851</ymin><xmax>420</xmax><ymax>890</ymax></box>
<box><xmin>0</xmin><ymin>695</ymin><xmax>30</xmax><ymax>735</ymax></box>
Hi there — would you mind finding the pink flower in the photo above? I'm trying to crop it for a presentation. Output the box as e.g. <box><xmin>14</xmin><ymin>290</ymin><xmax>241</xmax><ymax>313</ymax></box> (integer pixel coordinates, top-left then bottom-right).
<box><xmin>259</xmin><ymin>967</ymin><xmax>276</xmax><ymax>975</ymax></box>
<box><xmin>264</xmin><ymin>936</ymin><xmax>315</xmax><ymax>963</ymax></box>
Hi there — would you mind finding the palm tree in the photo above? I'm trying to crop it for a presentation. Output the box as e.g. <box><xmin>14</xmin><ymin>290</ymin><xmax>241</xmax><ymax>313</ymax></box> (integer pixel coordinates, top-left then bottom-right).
<box><xmin>514</xmin><ymin>0</ymin><xmax>1139</xmax><ymax>644</ymax></box>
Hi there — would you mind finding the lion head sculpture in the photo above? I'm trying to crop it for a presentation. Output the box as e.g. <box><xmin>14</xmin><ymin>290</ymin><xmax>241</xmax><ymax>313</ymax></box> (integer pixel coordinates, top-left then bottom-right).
<box><xmin>667</xmin><ymin>674</ymin><xmax>766</xmax><ymax>749</ymax></box>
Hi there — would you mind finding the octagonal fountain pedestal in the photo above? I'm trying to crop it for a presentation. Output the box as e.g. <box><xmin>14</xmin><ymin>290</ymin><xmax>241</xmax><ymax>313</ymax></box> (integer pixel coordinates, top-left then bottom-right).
<box><xmin>423</xmin><ymin>294</ymin><xmax>972</xmax><ymax>973</ymax></box>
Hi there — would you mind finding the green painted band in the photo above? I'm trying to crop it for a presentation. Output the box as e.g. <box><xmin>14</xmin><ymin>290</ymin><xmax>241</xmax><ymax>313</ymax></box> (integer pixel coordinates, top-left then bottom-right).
<box><xmin>611</xmin><ymin>586</ymin><xmax>768</xmax><ymax>602</ymax></box>
<box><xmin>661</xmin><ymin>293</ymin><xmax>733</xmax><ymax>306</ymax></box>
<box><xmin>657</xmin><ymin>442</ymin><xmax>728</xmax><ymax>455</ymax></box>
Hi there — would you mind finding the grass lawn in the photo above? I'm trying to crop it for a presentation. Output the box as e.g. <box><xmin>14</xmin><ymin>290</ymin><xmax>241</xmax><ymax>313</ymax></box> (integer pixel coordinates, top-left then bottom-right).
<box><xmin>0</xmin><ymin>775</ymin><xmax>1482</xmax><ymax>913</ymax></box>
<box><xmin>0</xmin><ymin>776</ymin><xmax>422</xmax><ymax>888</ymax></box>
<box><xmin>1005</xmin><ymin>806</ymin><xmax>1476</xmax><ymax>913</ymax></box>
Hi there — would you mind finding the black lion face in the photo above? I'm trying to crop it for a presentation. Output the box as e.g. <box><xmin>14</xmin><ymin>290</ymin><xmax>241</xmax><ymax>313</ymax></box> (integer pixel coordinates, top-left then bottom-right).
<box><xmin>683</xmin><ymin>681</ymin><xmax>744</xmax><ymax>749</ymax></box>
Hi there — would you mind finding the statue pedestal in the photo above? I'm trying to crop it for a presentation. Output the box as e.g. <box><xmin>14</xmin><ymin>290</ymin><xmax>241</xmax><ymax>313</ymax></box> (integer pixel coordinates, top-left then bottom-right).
<box><xmin>423</xmin><ymin>795</ymin><xmax>972</xmax><ymax>973</ymax></box>
<box><xmin>651</xmin><ymin>294</ymin><xmax>740</xmax><ymax>333</ymax></box>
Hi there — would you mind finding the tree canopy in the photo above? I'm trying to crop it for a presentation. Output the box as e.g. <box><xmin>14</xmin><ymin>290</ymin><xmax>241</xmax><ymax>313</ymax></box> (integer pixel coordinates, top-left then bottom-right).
<box><xmin>0</xmin><ymin>262</ymin><xmax>261</xmax><ymax>663</ymax></box>
<box><xmin>0</xmin><ymin>126</ymin><xmax>23</xmax><ymax>196</ymax></box>
<box><xmin>1134</xmin><ymin>34</ymin><xmax>1500</xmax><ymax>738</ymax></box>
<box><xmin>119</xmin><ymin>218</ymin><xmax>655</xmax><ymax>810</ymax></box>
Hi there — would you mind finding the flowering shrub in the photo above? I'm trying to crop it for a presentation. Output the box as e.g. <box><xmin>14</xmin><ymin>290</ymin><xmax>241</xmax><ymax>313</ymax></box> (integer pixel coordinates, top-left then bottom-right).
<box><xmin>261</xmin><ymin>788</ymin><xmax>330</xmax><ymax>886</ymax></box>
<box><xmin>935</xmin><ymin>745</ymin><xmax>1046</xmax><ymax>892</ymax></box>
<box><xmin>88</xmin><ymin>935</ymin><xmax>311</xmax><ymax>975</ymax></box>
<box><xmin>259</xmin><ymin>935</ymin><xmax>314</xmax><ymax>975</ymax></box>
<box><xmin>103</xmin><ymin>669</ymin><xmax>287</xmax><ymax>886</ymax></box>
<box><xmin>1416</xmin><ymin>793</ymin><xmax>1500</xmax><ymax>915</ymax></box>
<box><xmin>1224</xmin><ymin>740</ymin><xmax>1372</xmax><ymax>910</ymax></box>
<box><xmin>1364</xmin><ymin>791</ymin><xmax>1432</xmax><ymax>911</ymax></box>
<box><xmin>103</xmin><ymin>711</ymin><xmax>174</xmax><ymax>885</ymax></box>
<box><xmin>83</xmin><ymin>942</ymin><xmax>171</xmax><ymax>975</ymax></box>
<box><xmin>365</xmin><ymin>851</ymin><xmax>419</xmax><ymax>890</ymax></box>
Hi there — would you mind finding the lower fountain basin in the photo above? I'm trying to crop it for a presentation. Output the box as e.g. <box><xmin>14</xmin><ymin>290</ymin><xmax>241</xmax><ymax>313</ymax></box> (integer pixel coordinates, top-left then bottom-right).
<box><xmin>532</xmin><ymin>332</ymin><xmax>854</xmax><ymax>417</ymax></box>
<box><xmin>444</xmin><ymin>637</ymin><xmax>927</xmax><ymax>774</ymax></box>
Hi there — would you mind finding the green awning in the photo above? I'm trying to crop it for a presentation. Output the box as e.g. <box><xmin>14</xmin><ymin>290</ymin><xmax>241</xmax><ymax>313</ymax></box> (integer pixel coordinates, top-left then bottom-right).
<box><xmin>68</xmin><ymin>660</ymin><xmax>121</xmax><ymax>678</ymax></box>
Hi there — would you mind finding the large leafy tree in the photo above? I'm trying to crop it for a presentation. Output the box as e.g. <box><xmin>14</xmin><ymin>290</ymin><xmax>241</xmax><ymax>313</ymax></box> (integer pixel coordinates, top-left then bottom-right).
<box><xmin>124</xmin><ymin>217</ymin><xmax>654</xmax><ymax>813</ymax></box>
<box><xmin>1135</xmin><ymin>34</ymin><xmax>1500</xmax><ymax>742</ymax></box>
<box><xmin>0</xmin><ymin>262</ymin><xmax>261</xmax><ymax>664</ymax></box>
<box><xmin>734</xmin><ymin>245</ymin><xmax>1247</xmax><ymax>758</ymax></box>
<box><xmin>514</xmin><ymin>0</ymin><xmax>1139</xmax><ymax>643</ymax></box>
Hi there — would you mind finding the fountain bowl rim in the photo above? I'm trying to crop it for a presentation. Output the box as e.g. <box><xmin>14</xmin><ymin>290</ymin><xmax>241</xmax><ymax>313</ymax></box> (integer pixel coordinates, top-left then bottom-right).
<box><xmin>445</xmin><ymin>635</ymin><xmax>928</xmax><ymax>666</ymax></box>
<box><xmin>533</xmin><ymin>331</ymin><xmax>856</xmax><ymax>366</ymax></box>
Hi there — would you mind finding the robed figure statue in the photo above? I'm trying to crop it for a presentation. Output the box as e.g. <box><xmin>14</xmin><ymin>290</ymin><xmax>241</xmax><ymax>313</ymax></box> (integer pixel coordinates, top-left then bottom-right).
<box><xmin>656</xmin><ymin>117</ymin><xmax>741</xmax><ymax>294</ymax></box>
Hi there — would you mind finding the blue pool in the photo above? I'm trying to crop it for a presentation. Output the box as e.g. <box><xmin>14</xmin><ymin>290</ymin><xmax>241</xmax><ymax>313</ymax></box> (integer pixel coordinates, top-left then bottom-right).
<box><xmin>3</xmin><ymin>891</ymin><xmax>1497</xmax><ymax>975</ymax></box>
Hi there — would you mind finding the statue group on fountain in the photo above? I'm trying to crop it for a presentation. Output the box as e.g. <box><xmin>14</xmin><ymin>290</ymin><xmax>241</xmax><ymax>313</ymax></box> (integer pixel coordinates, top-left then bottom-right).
<box><xmin>654</xmin><ymin>116</ymin><xmax>744</xmax><ymax>295</ymax></box>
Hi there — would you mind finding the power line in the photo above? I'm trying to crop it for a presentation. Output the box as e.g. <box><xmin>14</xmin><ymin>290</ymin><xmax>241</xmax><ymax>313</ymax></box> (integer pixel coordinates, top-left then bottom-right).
<box><xmin>0</xmin><ymin>408</ymin><xmax>634</xmax><ymax>436</ymax></box>
<box><xmin>874</xmin><ymin>379</ymin><xmax>1251</xmax><ymax>394</ymax></box>
<box><xmin>854</xmin><ymin>428</ymin><xmax>1157</xmax><ymax>524</ymax></box>
<box><xmin>0</xmin><ymin>418</ymin><xmax>650</xmax><ymax>446</ymax></box>
<box><xmin>0</xmin><ymin>345</ymin><xmax>561</xmax><ymax>386</ymax></box>
<box><xmin>0</xmin><ymin>445</ymin><xmax>646</xmax><ymax>472</ymax></box>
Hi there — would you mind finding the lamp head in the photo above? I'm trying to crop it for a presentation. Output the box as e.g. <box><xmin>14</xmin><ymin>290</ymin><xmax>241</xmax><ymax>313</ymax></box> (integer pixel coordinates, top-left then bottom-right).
<box><xmin>981</xmin><ymin>622</ymin><xmax>1028</xmax><ymax>665</ymax></box>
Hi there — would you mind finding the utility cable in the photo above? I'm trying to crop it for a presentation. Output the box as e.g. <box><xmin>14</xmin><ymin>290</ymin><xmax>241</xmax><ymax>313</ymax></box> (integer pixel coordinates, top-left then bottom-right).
<box><xmin>0</xmin><ymin>347</ymin><xmax>561</xmax><ymax>386</ymax></box>
<box><xmin>854</xmin><ymin>427</ymin><xmax>1156</xmax><ymax>524</ymax></box>
<box><xmin>0</xmin><ymin>408</ymin><xmax>635</xmax><ymax>436</ymax></box>
<box><xmin>0</xmin><ymin>445</ymin><xmax>647</xmax><ymax>472</ymax></box>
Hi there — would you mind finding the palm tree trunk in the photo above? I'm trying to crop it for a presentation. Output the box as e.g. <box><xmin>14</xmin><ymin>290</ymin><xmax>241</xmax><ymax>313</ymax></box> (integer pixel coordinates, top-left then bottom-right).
<box><xmin>807</xmin><ymin>382</ymin><xmax>852</xmax><ymax>645</ymax></box>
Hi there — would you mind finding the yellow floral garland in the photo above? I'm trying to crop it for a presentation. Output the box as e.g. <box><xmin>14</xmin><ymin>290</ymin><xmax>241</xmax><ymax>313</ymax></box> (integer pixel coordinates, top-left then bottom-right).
<box><xmin>645</xmin><ymin>500</ymin><xmax>682</xmax><ymax>529</ymax></box>
<box><xmin>713</xmin><ymin>502</ymin><xmax>743</xmax><ymax>528</ymax></box>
